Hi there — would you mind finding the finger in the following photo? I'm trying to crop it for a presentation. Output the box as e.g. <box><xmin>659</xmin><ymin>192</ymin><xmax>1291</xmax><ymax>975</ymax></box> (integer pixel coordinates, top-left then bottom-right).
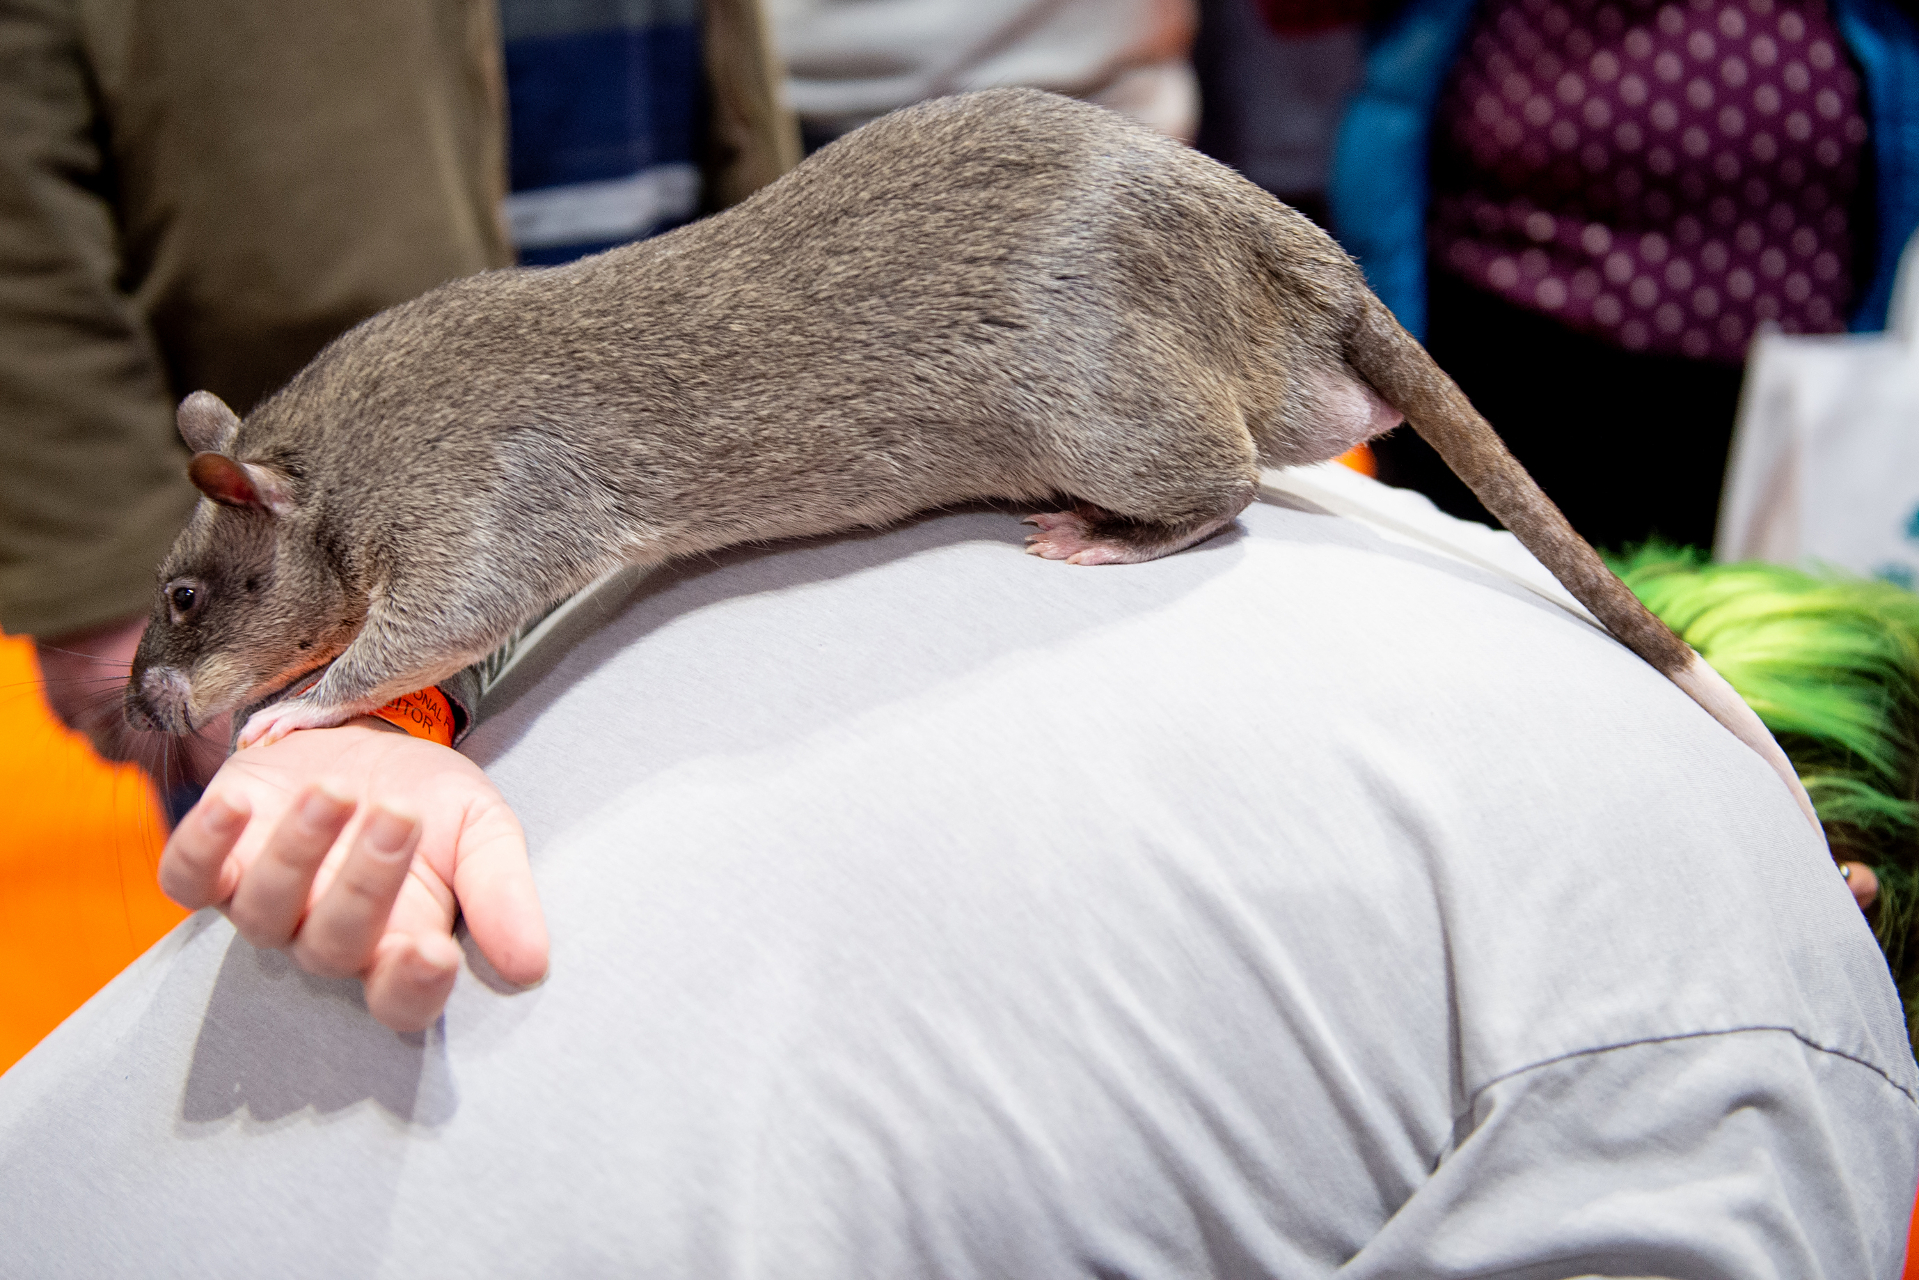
<box><xmin>228</xmin><ymin>784</ymin><xmax>354</xmax><ymax>949</ymax></box>
<box><xmin>291</xmin><ymin>806</ymin><xmax>422</xmax><ymax>979</ymax></box>
<box><xmin>363</xmin><ymin>931</ymin><xmax>463</xmax><ymax>1033</ymax></box>
<box><xmin>1841</xmin><ymin>861</ymin><xmax>1879</xmax><ymax>910</ymax></box>
<box><xmin>451</xmin><ymin>801</ymin><xmax>550</xmax><ymax>986</ymax></box>
<box><xmin>158</xmin><ymin>792</ymin><xmax>251</xmax><ymax>909</ymax></box>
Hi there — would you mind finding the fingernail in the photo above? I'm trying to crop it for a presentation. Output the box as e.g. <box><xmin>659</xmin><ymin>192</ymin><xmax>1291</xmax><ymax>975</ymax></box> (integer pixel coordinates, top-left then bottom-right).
<box><xmin>411</xmin><ymin>936</ymin><xmax>462</xmax><ymax>982</ymax></box>
<box><xmin>201</xmin><ymin>795</ymin><xmax>246</xmax><ymax>838</ymax></box>
<box><xmin>300</xmin><ymin>785</ymin><xmax>351</xmax><ymax>825</ymax></box>
<box><xmin>364</xmin><ymin>807</ymin><xmax>418</xmax><ymax>856</ymax></box>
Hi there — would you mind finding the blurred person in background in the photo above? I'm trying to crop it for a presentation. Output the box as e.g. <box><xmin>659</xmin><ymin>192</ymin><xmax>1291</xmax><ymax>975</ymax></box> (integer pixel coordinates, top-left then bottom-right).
<box><xmin>1194</xmin><ymin>0</ymin><xmax>1366</xmax><ymax>227</ymax></box>
<box><xmin>498</xmin><ymin>0</ymin><xmax>797</xmax><ymax>266</ymax></box>
<box><xmin>1</xmin><ymin>0</ymin><xmax>513</xmax><ymax>812</ymax></box>
<box><xmin>766</xmin><ymin>0</ymin><xmax>1201</xmax><ymax>149</ymax></box>
<box><xmin>1327</xmin><ymin>0</ymin><xmax>1919</xmax><ymax>550</ymax></box>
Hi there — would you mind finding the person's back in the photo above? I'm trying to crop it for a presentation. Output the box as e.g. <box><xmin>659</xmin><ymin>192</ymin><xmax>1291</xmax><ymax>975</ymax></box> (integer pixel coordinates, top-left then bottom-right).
<box><xmin>0</xmin><ymin>472</ymin><xmax>1910</xmax><ymax>1276</ymax></box>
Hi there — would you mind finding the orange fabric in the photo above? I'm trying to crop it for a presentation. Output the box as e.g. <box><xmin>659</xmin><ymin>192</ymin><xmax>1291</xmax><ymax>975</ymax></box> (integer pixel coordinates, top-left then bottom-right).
<box><xmin>369</xmin><ymin>686</ymin><xmax>456</xmax><ymax>746</ymax></box>
<box><xmin>0</xmin><ymin>633</ymin><xmax>184</xmax><ymax>1074</ymax></box>
<box><xmin>1336</xmin><ymin>444</ymin><xmax>1377</xmax><ymax>477</ymax></box>
<box><xmin>1904</xmin><ymin>1185</ymin><xmax>1919</xmax><ymax>1279</ymax></box>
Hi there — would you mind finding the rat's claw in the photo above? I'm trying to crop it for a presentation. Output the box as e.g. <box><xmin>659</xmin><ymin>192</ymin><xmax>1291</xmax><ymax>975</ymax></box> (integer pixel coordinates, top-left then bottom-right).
<box><xmin>1022</xmin><ymin>509</ymin><xmax>1104</xmax><ymax>562</ymax></box>
<box><xmin>234</xmin><ymin>711</ymin><xmax>281</xmax><ymax>750</ymax></box>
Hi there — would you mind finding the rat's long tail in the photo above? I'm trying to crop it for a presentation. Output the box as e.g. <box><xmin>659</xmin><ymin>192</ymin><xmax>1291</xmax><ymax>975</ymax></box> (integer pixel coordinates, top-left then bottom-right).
<box><xmin>1344</xmin><ymin>294</ymin><xmax>1822</xmax><ymax>835</ymax></box>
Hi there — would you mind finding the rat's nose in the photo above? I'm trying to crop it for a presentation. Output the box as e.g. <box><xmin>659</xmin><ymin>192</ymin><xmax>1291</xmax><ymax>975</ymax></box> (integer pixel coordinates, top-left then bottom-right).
<box><xmin>125</xmin><ymin>666</ymin><xmax>191</xmax><ymax>734</ymax></box>
<box><xmin>123</xmin><ymin>689</ymin><xmax>157</xmax><ymax>732</ymax></box>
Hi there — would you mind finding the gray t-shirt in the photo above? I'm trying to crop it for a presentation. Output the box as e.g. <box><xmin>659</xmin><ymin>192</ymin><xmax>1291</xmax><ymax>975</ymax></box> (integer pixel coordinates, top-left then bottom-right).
<box><xmin>2</xmin><ymin>469</ymin><xmax>1913</xmax><ymax>1277</ymax></box>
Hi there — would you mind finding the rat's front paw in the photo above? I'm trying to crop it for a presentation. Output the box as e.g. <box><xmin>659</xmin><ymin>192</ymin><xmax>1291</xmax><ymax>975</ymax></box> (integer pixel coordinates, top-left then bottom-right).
<box><xmin>237</xmin><ymin>700</ymin><xmax>354</xmax><ymax>750</ymax></box>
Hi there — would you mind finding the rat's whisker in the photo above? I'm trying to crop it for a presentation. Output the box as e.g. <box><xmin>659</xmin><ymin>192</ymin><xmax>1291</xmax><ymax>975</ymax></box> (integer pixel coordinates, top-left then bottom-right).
<box><xmin>17</xmin><ymin>674</ymin><xmax>134</xmax><ymax>689</ymax></box>
<box><xmin>32</xmin><ymin>644</ymin><xmax>136</xmax><ymax>665</ymax></box>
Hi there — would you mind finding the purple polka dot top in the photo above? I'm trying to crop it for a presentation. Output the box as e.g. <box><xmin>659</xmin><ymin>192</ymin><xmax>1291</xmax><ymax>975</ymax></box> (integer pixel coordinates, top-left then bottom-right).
<box><xmin>1429</xmin><ymin>0</ymin><xmax>1868</xmax><ymax>361</ymax></box>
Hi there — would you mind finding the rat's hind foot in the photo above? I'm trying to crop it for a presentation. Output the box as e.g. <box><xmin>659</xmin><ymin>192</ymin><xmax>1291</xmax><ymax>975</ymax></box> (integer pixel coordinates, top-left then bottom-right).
<box><xmin>1023</xmin><ymin>509</ymin><xmax>1137</xmax><ymax>564</ymax></box>
<box><xmin>1022</xmin><ymin>503</ymin><xmax>1241</xmax><ymax>565</ymax></box>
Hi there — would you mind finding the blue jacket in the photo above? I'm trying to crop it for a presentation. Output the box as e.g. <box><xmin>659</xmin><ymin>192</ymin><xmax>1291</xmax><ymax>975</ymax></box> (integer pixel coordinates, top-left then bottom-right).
<box><xmin>1329</xmin><ymin>0</ymin><xmax>1919</xmax><ymax>336</ymax></box>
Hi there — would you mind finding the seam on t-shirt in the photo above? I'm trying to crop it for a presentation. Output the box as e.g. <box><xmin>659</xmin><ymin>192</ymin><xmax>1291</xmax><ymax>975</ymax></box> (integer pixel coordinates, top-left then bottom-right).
<box><xmin>1459</xmin><ymin>1025</ymin><xmax>1919</xmax><ymax>1120</ymax></box>
<box><xmin>1255</xmin><ymin>466</ymin><xmax>1601</xmax><ymax>631</ymax></box>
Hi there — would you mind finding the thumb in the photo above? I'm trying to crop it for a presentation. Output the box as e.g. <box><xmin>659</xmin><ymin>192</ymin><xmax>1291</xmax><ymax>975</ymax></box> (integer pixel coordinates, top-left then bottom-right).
<box><xmin>451</xmin><ymin>796</ymin><xmax>549</xmax><ymax>986</ymax></box>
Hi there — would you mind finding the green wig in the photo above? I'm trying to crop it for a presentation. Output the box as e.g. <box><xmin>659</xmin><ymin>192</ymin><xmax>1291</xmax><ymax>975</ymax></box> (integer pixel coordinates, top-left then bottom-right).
<box><xmin>1610</xmin><ymin>544</ymin><xmax>1919</xmax><ymax>1046</ymax></box>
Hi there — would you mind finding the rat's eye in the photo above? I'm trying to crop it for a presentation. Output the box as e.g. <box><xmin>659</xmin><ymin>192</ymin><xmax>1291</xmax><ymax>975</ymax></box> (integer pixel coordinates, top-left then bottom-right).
<box><xmin>165</xmin><ymin>579</ymin><xmax>206</xmax><ymax>621</ymax></box>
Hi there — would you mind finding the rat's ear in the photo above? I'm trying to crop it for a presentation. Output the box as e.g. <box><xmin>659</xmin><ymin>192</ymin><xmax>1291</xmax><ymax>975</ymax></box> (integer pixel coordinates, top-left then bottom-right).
<box><xmin>177</xmin><ymin>391</ymin><xmax>241</xmax><ymax>454</ymax></box>
<box><xmin>188</xmin><ymin>452</ymin><xmax>293</xmax><ymax>514</ymax></box>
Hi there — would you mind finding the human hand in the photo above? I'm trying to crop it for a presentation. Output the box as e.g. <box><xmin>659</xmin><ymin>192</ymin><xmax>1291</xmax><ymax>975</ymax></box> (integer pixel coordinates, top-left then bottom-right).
<box><xmin>160</xmin><ymin>721</ymin><xmax>547</xmax><ymax>1031</ymax></box>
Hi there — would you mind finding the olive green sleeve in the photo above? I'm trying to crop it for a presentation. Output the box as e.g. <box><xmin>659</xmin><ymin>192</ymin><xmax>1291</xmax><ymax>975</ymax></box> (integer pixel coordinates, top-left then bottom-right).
<box><xmin>0</xmin><ymin>0</ymin><xmax>514</xmax><ymax>638</ymax></box>
<box><xmin>85</xmin><ymin>0</ymin><xmax>514</xmax><ymax>412</ymax></box>
<box><xmin>0</xmin><ymin>0</ymin><xmax>194</xmax><ymax>637</ymax></box>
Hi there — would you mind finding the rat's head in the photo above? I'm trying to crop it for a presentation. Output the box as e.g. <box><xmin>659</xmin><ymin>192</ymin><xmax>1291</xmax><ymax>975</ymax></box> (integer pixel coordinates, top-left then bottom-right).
<box><xmin>125</xmin><ymin>392</ymin><xmax>358</xmax><ymax>734</ymax></box>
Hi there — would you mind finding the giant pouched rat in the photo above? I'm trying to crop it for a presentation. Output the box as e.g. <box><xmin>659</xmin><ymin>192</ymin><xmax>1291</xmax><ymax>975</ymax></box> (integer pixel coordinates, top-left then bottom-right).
<box><xmin>124</xmin><ymin>88</ymin><xmax>1819</xmax><ymax>828</ymax></box>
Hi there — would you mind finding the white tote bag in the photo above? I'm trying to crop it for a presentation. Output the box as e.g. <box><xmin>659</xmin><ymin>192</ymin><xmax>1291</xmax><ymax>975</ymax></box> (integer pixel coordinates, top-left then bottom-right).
<box><xmin>1717</xmin><ymin>230</ymin><xmax>1919</xmax><ymax>584</ymax></box>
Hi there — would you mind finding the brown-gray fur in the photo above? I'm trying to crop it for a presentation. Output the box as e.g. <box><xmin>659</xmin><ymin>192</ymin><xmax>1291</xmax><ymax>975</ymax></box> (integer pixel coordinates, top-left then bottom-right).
<box><xmin>127</xmin><ymin>88</ymin><xmax>1700</xmax><ymax>754</ymax></box>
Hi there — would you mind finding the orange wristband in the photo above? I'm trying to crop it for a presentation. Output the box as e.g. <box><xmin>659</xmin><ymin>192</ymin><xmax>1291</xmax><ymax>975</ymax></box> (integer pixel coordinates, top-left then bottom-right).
<box><xmin>368</xmin><ymin>687</ymin><xmax>456</xmax><ymax>746</ymax></box>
